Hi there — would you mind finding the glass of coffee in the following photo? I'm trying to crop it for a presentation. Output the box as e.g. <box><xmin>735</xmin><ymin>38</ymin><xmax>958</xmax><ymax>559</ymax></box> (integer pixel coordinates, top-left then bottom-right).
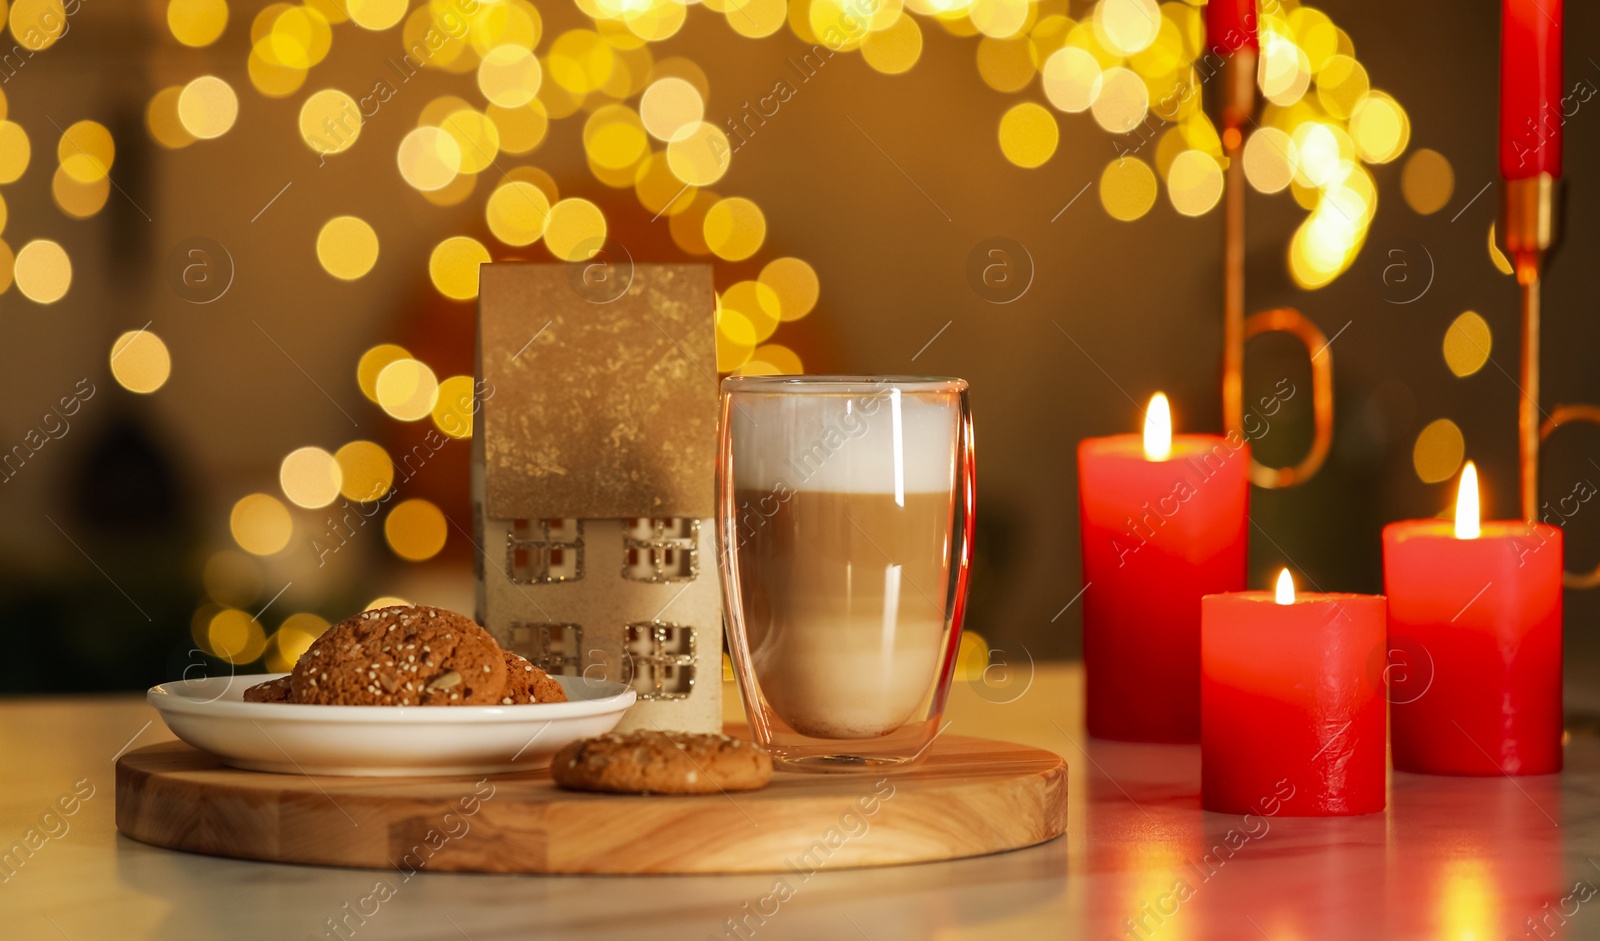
<box><xmin>716</xmin><ymin>376</ymin><xmax>975</xmax><ymax>771</ymax></box>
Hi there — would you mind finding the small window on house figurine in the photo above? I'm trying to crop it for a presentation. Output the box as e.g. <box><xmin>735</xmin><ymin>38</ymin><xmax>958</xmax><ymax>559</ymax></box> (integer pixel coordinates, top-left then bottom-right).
<box><xmin>621</xmin><ymin>517</ymin><xmax>698</xmax><ymax>582</ymax></box>
<box><xmin>654</xmin><ymin>662</ymin><xmax>695</xmax><ymax>699</ymax></box>
<box><xmin>516</xmin><ymin>622</ymin><xmax>582</xmax><ymax>676</ymax></box>
<box><xmin>656</xmin><ymin>624</ymin><xmax>695</xmax><ymax>657</ymax></box>
<box><xmin>505</xmin><ymin>519</ymin><xmax>584</xmax><ymax>584</ymax></box>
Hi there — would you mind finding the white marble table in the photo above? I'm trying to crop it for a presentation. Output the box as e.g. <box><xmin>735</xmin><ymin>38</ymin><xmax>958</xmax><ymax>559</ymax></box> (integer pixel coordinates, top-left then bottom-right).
<box><xmin>1</xmin><ymin>665</ymin><xmax>1592</xmax><ymax>940</ymax></box>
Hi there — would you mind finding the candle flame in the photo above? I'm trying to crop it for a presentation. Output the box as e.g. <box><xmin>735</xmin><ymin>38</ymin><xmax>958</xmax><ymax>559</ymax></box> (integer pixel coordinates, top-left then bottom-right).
<box><xmin>1143</xmin><ymin>393</ymin><xmax>1172</xmax><ymax>461</ymax></box>
<box><xmin>1275</xmin><ymin>568</ymin><xmax>1295</xmax><ymax>605</ymax></box>
<box><xmin>1455</xmin><ymin>461</ymin><xmax>1481</xmax><ymax>539</ymax></box>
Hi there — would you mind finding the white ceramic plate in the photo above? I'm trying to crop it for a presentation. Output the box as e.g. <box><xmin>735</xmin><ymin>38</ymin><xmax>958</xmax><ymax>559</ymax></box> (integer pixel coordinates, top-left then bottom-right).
<box><xmin>148</xmin><ymin>673</ymin><xmax>635</xmax><ymax>777</ymax></box>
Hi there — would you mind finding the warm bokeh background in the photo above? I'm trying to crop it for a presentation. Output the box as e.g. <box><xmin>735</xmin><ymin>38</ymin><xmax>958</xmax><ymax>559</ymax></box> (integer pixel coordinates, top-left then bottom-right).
<box><xmin>1</xmin><ymin>0</ymin><xmax>1596</xmax><ymax>696</ymax></box>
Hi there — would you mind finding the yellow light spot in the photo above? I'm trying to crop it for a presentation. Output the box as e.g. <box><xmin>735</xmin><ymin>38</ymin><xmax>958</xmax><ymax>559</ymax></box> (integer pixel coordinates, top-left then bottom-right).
<box><xmin>1443</xmin><ymin>311</ymin><xmax>1492</xmax><ymax>378</ymax></box>
<box><xmin>9</xmin><ymin>0</ymin><xmax>69</xmax><ymax>52</ymax></box>
<box><xmin>547</xmin><ymin>29</ymin><xmax>616</xmax><ymax>94</ymax></box>
<box><xmin>0</xmin><ymin>121</ymin><xmax>31</xmax><ymax>184</ymax></box>
<box><xmin>861</xmin><ymin>12</ymin><xmax>922</xmax><ymax>74</ymax></box>
<box><xmin>51</xmin><ymin>167</ymin><xmax>109</xmax><ymax>219</ymax></box>
<box><xmin>716</xmin><ymin>308</ymin><xmax>756</xmax><ymax>372</ymax></box>
<box><xmin>266</xmin><ymin>613</ymin><xmax>330</xmax><ymax>672</ymax></box>
<box><xmin>634</xmin><ymin>152</ymin><xmax>696</xmax><ymax>217</ymax></box>
<box><xmin>385</xmin><ymin>499</ymin><xmax>448</xmax><ymax>562</ymax></box>
<box><xmin>299</xmin><ymin>88</ymin><xmax>361</xmax><ymax>156</ymax></box>
<box><xmin>976</xmin><ymin>36</ymin><xmax>1035</xmax><ymax>93</ymax></box>
<box><xmin>583</xmin><ymin>104</ymin><xmax>648</xmax><ymax>171</ymax></box>
<box><xmin>543</xmin><ymin>198</ymin><xmax>607</xmax><ymax>262</ymax></box>
<box><xmin>57</xmin><ymin>120</ymin><xmax>114</xmax><ymax>183</ymax></box>
<box><xmin>1259</xmin><ymin>32</ymin><xmax>1310</xmax><ymax>106</ymax></box>
<box><xmin>422</xmin><ymin>171</ymin><xmax>477</xmax><ymax>208</ymax></box>
<box><xmin>347</xmin><ymin>0</ymin><xmax>405</xmax><ymax>30</ymax></box>
<box><xmin>703</xmin><ymin>197</ymin><xmax>767</xmax><ymax>262</ymax></box>
<box><xmin>208</xmin><ymin>609</ymin><xmax>267</xmax><ymax>665</ymax></box>
<box><xmin>268</xmin><ymin>6</ymin><xmax>332</xmax><ymax>69</ymax></box>
<box><xmin>1349</xmin><ymin>91</ymin><xmax>1409</xmax><ymax>164</ymax></box>
<box><xmin>998</xmin><ymin>102</ymin><xmax>1058</xmax><ymax>168</ymax></box>
<box><xmin>178</xmin><ymin>76</ymin><xmax>238</xmax><ymax>140</ymax></box>
<box><xmin>334</xmin><ymin>440</ymin><xmax>394</xmax><ymax>502</ymax></box>
<box><xmin>1413</xmin><ymin>418</ymin><xmax>1465</xmax><ymax>484</ymax></box>
<box><xmin>752</xmin><ymin>342</ymin><xmax>803</xmax><ymax>374</ymax></box>
<box><xmin>440</xmin><ymin>109</ymin><xmax>499</xmax><ymax>174</ymax></box>
<box><xmin>13</xmin><ymin>239</ymin><xmax>71</xmax><ymax>304</ymax></box>
<box><xmin>357</xmin><ymin>344</ymin><xmax>410</xmax><ymax>402</ymax></box>
<box><xmin>652</xmin><ymin>56</ymin><xmax>710</xmax><ymax>101</ymax></box>
<box><xmin>721</xmin><ymin>280</ymin><xmax>782</xmax><ymax>344</ymax></box>
<box><xmin>1291</xmin><ymin>122</ymin><xmax>1344</xmax><ymax>188</ymax></box>
<box><xmin>280</xmin><ymin>446</ymin><xmax>343</xmax><ymax>509</ymax></box>
<box><xmin>669</xmin><ymin>188</ymin><xmax>717</xmax><ymax>255</ymax></box>
<box><xmin>486</xmin><ymin>180</ymin><xmax>550</xmax><ymax>247</ymax></box>
<box><xmin>1488</xmin><ymin>224</ymin><xmax>1513</xmax><ymax>276</ymax></box>
<box><xmin>1091</xmin><ymin>66</ymin><xmax>1148</xmax><ymax>134</ymax></box>
<box><xmin>248</xmin><ymin>40</ymin><xmax>309</xmax><ymax>99</ymax></box>
<box><xmin>478</xmin><ymin>44</ymin><xmax>542</xmax><ymax>108</ymax></box>
<box><xmin>0</xmin><ymin>193</ymin><xmax>7</xmax><ymax>235</ymax></box>
<box><xmin>970</xmin><ymin>0</ymin><xmax>1028</xmax><ymax>39</ymax></box>
<box><xmin>639</xmin><ymin>77</ymin><xmax>704</xmax><ymax>143</ymax></box>
<box><xmin>428</xmin><ymin>236</ymin><xmax>490</xmax><ymax>301</ymax></box>
<box><xmin>503</xmin><ymin>165</ymin><xmax>559</xmax><ymax>204</ymax></box>
<box><xmin>109</xmin><ymin>330</ymin><xmax>171</xmax><ymax>394</ymax></box>
<box><xmin>1094</xmin><ymin>0</ymin><xmax>1158</xmax><ymax>55</ymax></box>
<box><xmin>316</xmin><ymin>216</ymin><xmax>379</xmax><ymax>281</ymax></box>
<box><xmin>147</xmin><ymin>87</ymin><xmax>197</xmax><ymax>149</ymax></box>
<box><xmin>202</xmin><ymin>550</ymin><xmax>263</xmax><ymax>608</ymax></box>
<box><xmin>489</xmin><ymin>101</ymin><xmax>549</xmax><ymax>155</ymax></box>
<box><xmin>1243</xmin><ymin>126</ymin><xmax>1297</xmax><ymax>193</ymax></box>
<box><xmin>666</xmin><ymin>122</ymin><xmax>731</xmax><ymax>186</ymax></box>
<box><xmin>727</xmin><ymin>0</ymin><xmax>787</xmax><ymax>38</ymax></box>
<box><xmin>432</xmin><ymin>375</ymin><xmax>478</xmax><ymax>439</ymax></box>
<box><xmin>376</xmin><ymin>358</ymin><xmax>439</xmax><ymax>421</ymax></box>
<box><xmin>759</xmin><ymin>257</ymin><xmax>820</xmax><ymax>321</ymax></box>
<box><xmin>0</xmin><ymin>240</ymin><xmax>12</xmax><ymax>295</ymax></box>
<box><xmin>1315</xmin><ymin>54</ymin><xmax>1369</xmax><ymax>120</ymax></box>
<box><xmin>1166</xmin><ymin>149</ymin><xmax>1222</xmax><ymax>216</ymax></box>
<box><xmin>396</xmin><ymin>126</ymin><xmax>462</xmax><ymax>192</ymax></box>
<box><xmin>230</xmin><ymin>493</ymin><xmax>293</xmax><ymax>556</ymax></box>
<box><xmin>1402</xmin><ymin>148</ymin><xmax>1453</xmax><ymax>215</ymax></box>
<box><xmin>366</xmin><ymin>595</ymin><xmax>410</xmax><ymax>610</ymax></box>
<box><xmin>1100</xmin><ymin>157</ymin><xmax>1157</xmax><ymax>221</ymax></box>
<box><xmin>1042</xmin><ymin>46</ymin><xmax>1102</xmax><ymax>113</ymax></box>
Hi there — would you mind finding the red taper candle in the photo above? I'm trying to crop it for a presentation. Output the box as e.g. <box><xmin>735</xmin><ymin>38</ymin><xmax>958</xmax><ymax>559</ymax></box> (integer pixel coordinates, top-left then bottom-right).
<box><xmin>1500</xmin><ymin>0</ymin><xmax>1564</xmax><ymax>179</ymax></box>
<box><xmin>1383</xmin><ymin>462</ymin><xmax>1563</xmax><ymax>776</ymax></box>
<box><xmin>1078</xmin><ymin>393</ymin><xmax>1249</xmax><ymax>743</ymax></box>
<box><xmin>1206</xmin><ymin>0</ymin><xmax>1258</xmax><ymax>55</ymax></box>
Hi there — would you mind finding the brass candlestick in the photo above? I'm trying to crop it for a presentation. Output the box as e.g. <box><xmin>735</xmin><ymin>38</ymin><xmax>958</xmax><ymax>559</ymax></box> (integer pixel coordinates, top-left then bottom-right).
<box><xmin>1498</xmin><ymin>174</ymin><xmax>1561</xmax><ymax>523</ymax></box>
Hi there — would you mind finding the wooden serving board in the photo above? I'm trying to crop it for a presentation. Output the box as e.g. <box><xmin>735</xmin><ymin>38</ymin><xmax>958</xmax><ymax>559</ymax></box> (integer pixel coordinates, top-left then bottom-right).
<box><xmin>116</xmin><ymin>728</ymin><xmax>1066</xmax><ymax>874</ymax></box>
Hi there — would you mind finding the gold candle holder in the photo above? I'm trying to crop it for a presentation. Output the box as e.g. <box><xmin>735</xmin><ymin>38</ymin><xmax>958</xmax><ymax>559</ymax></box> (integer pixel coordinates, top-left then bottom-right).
<box><xmin>1498</xmin><ymin>174</ymin><xmax>1561</xmax><ymax>525</ymax></box>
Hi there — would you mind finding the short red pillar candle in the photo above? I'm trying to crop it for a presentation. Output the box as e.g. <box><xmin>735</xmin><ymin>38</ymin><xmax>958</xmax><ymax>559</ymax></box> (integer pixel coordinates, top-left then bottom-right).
<box><xmin>1202</xmin><ymin>572</ymin><xmax>1387</xmax><ymax>816</ymax></box>
<box><xmin>1383</xmin><ymin>462</ymin><xmax>1563</xmax><ymax>776</ymax></box>
<box><xmin>1079</xmin><ymin>394</ymin><xmax>1249</xmax><ymax>743</ymax></box>
<box><xmin>1499</xmin><ymin>0</ymin><xmax>1564</xmax><ymax>179</ymax></box>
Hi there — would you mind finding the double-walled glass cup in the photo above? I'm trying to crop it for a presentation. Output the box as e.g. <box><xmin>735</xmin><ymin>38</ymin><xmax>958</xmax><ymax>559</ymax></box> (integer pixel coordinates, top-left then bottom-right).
<box><xmin>716</xmin><ymin>376</ymin><xmax>975</xmax><ymax>771</ymax></box>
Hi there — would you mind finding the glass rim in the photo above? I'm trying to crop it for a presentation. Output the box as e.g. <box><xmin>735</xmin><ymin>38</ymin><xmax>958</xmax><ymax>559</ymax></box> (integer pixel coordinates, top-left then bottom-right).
<box><xmin>721</xmin><ymin>374</ymin><xmax>967</xmax><ymax>394</ymax></box>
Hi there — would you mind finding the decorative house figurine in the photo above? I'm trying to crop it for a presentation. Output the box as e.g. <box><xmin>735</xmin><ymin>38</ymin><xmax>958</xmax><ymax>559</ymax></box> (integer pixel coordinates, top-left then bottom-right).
<box><xmin>473</xmin><ymin>263</ymin><xmax>721</xmax><ymax>733</ymax></box>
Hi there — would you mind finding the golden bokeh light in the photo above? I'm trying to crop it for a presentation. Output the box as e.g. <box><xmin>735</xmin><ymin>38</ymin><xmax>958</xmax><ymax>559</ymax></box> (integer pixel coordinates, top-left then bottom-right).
<box><xmin>1413</xmin><ymin>418</ymin><xmax>1465</xmax><ymax>484</ymax></box>
<box><xmin>727</xmin><ymin>0</ymin><xmax>787</xmax><ymax>39</ymax></box>
<box><xmin>147</xmin><ymin>86</ymin><xmax>198</xmax><ymax>149</ymax></box>
<box><xmin>202</xmin><ymin>550</ymin><xmax>263</xmax><ymax>608</ymax></box>
<box><xmin>168</xmin><ymin>0</ymin><xmax>229</xmax><ymax>46</ymax></box>
<box><xmin>366</xmin><ymin>595</ymin><xmax>411</xmax><ymax>610</ymax></box>
<box><xmin>861</xmin><ymin>14</ymin><xmax>922</xmax><ymax>74</ymax></box>
<box><xmin>634</xmin><ymin>152</ymin><xmax>696</xmax><ymax>216</ymax></box>
<box><xmin>0</xmin><ymin>121</ymin><xmax>32</xmax><ymax>183</ymax></box>
<box><xmin>547</xmin><ymin>28</ymin><xmax>616</xmax><ymax>94</ymax></box>
<box><xmin>1042</xmin><ymin>46</ymin><xmax>1102</xmax><ymax>113</ymax></box>
<box><xmin>248</xmin><ymin>40</ymin><xmax>309</xmax><ymax>99</ymax></box>
<box><xmin>486</xmin><ymin>180</ymin><xmax>551</xmax><ymax>246</ymax></box>
<box><xmin>1487</xmin><ymin>223</ymin><xmax>1513</xmax><ymax>276</ymax></box>
<box><xmin>1349</xmin><ymin>91</ymin><xmax>1409</xmax><ymax>164</ymax></box>
<box><xmin>1094</xmin><ymin>0</ymin><xmax>1158</xmax><ymax>56</ymax></box>
<box><xmin>1091</xmin><ymin>66</ymin><xmax>1148</xmax><ymax>134</ymax></box>
<box><xmin>315</xmin><ymin>215</ymin><xmax>379</xmax><ymax>281</ymax></box>
<box><xmin>716</xmin><ymin>307</ymin><xmax>757</xmax><ymax>372</ymax></box>
<box><xmin>357</xmin><ymin>344</ymin><xmax>410</xmax><ymax>402</ymax></box>
<box><xmin>752</xmin><ymin>343</ymin><xmax>803</xmax><ymax>374</ymax></box>
<box><xmin>376</xmin><ymin>358</ymin><xmax>440</xmax><ymax>421</ymax></box>
<box><xmin>1166</xmin><ymin>149</ymin><xmax>1223</xmax><ymax>216</ymax></box>
<box><xmin>1259</xmin><ymin>31</ymin><xmax>1311</xmax><ymax>106</ymax></box>
<box><xmin>348</xmin><ymin>0</ymin><xmax>406</xmax><ymax>30</ymax></box>
<box><xmin>299</xmin><ymin>88</ymin><xmax>362</xmax><ymax>155</ymax></box>
<box><xmin>385</xmin><ymin>498</ymin><xmax>448</xmax><ymax>561</ymax></box>
<box><xmin>639</xmin><ymin>77</ymin><xmax>704</xmax><ymax>142</ymax></box>
<box><xmin>57</xmin><ymin>120</ymin><xmax>113</xmax><ymax>183</ymax></box>
<box><xmin>230</xmin><ymin>493</ymin><xmax>293</xmax><ymax>556</ymax></box>
<box><xmin>1401</xmin><ymin>147</ymin><xmax>1453</xmax><ymax>215</ymax></box>
<box><xmin>720</xmin><ymin>280</ymin><xmax>781</xmax><ymax>344</ymax></box>
<box><xmin>478</xmin><ymin>44</ymin><xmax>543</xmax><ymax>108</ymax></box>
<box><xmin>1243</xmin><ymin>126</ymin><xmax>1297</xmax><ymax>193</ymax></box>
<box><xmin>1100</xmin><ymin>157</ymin><xmax>1157</xmax><ymax>221</ymax></box>
<box><xmin>0</xmin><ymin>240</ymin><xmax>12</xmax><ymax>295</ymax></box>
<box><xmin>280</xmin><ymin>446</ymin><xmax>344</xmax><ymax>509</ymax></box>
<box><xmin>976</xmin><ymin>37</ymin><xmax>1035</xmax><ymax>94</ymax></box>
<box><xmin>998</xmin><ymin>102</ymin><xmax>1058</xmax><ymax>168</ymax></box>
<box><xmin>1316</xmin><ymin>54</ymin><xmax>1369</xmax><ymax>120</ymax></box>
<box><xmin>13</xmin><ymin>239</ymin><xmax>72</xmax><ymax>304</ymax></box>
<box><xmin>177</xmin><ymin>75</ymin><xmax>239</xmax><ymax>140</ymax></box>
<box><xmin>397</xmin><ymin>126</ymin><xmax>463</xmax><ymax>191</ymax></box>
<box><xmin>51</xmin><ymin>167</ymin><xmax>110</xmax><ymax>219</ymax></box>
<box><xmin>759</xmin><ymin>257</ymin><xmax>820</xmax><ymax>321</ymax></box>
<box><xmin>442</xmin><ymin>108</ymin><xmax>500</xmax><ymax>174</ymax></box>
<box><xmin>432</xmin><ymin>375</ymin><xmax>478</xmax><ymax>439</ymax></box>
<box><xmin>334</xmin><ymin>440</ymin><xmax>394</xmax><ymax>502</ymax></box>
<box><xmin>10</xmin><ymin>0</ymin><xmax>70</xmax><ymax>52</ymax></box>
<box><xmin>489</xmin><ymin>101</ymin><xmax>550</xmax><ymax>154</ymax></box>
<box><xmin>583</xmin><ymin>104</ymin><xmax>649</xmax><ymax>171</ymax></box>
<box><xmin>268</xmin><ymin>6</ymin><xmax>333</xmax><ymax>70</ymax></box>
<box><xmin>428</xmin><ymin>235</ymin><xmax>491</xmax><ymax>300</ymax></box>
<box><xmin>1443</xmin><ymin>311</ymin><xmax>1492</xmax><ymax>379</ymax></box>
<box><xmin>544</xmin><ymin>197</ymin><xmax>607</xmax><ymax>262</ymax></box>
<box><xmin>109</xmin><ymin>329</ymin><xmax>172</xmax><ymax>394</ymax></box>
<box><xmin>666</xmin><ymin>122</ymin><xmax>731</xmax><ymax>186</ymax></box>
<box><xmin>703</xmin><ymin>196</ymin><xmax>767</xmax><ymax>261</ymax></box>
<box><xmin>208</xmin><ymin>609</ymin><xmax>268</xmax><ymax>665</ymax></box>
<box><xmin>266</xmin><ymin>613</ymin><xmax>330</xmax><ymax>673</ymax></box>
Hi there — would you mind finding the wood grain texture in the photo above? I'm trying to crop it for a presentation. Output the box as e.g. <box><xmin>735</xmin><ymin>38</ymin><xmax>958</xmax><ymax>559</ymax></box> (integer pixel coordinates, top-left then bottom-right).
<box><xmin>116</xmin><ymin>727</ymin><xmax>1067</xmax><ymax>874</ymax></box>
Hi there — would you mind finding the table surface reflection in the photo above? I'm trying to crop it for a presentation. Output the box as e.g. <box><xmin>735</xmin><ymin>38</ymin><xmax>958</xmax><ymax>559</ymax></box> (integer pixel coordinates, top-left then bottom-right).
<box><xmin>1</xmin><ymin>664</ymin><xmax>1594</xmax><ymax>941</ymax></box>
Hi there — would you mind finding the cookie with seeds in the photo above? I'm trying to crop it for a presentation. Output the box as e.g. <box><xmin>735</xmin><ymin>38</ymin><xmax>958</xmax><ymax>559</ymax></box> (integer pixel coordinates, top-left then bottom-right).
<box><xmin>242</xmin><ymin>675</ymin><xmax>293</xmax><ymax>703</ymax></box>
<box><xmin>497</xmin><ymin>651</ymin><xmax>568</xmax><ymax>705</ymax></box>
<box><xmin>289</xmin><ymin>605</ymin><xmax>507</xmax><ymax>706</ymax></box>
<box><xmin>551</xmin><ymin>730</ymin><xmax>772</xmax><ymax>794</ymax></box>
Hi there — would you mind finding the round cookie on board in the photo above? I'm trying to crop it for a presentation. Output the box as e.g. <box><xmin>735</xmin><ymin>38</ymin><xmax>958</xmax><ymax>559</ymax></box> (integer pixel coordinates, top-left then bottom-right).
<box><xmin>552</xmin><ymin>730</ymin><xmax>774</xmax><ymax>794</ymax></box>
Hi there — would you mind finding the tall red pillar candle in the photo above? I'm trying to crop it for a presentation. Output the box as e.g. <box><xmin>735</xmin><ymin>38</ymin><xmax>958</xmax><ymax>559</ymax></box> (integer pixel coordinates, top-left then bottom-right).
<box><xmin>1500</xmin><ymin>0</ymin><xmax>1564</xmax><ymax>179</ymax></box>
<box><xmin>1078</xmin><ymin>393</ymin><xmax>1249</xmax><ymax>742</ymax></box>
<box><xmin>1202</xmin><ymin>572</ymin><xmax>1387</xmax><ymax>816</ymax></box>
<box><xmin>1383</xmin><ymin>462</ymin><xmax>1563</xmax><ymax>776</ymax></box>
<box><xmin>1205</xmin><ymin>0</ymin><xmax>1258</xmax><ymax>54</ymax></box>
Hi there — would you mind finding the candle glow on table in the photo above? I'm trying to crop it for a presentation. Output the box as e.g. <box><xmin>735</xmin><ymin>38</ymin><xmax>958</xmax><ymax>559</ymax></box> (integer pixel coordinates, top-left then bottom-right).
<box><xmin>1499</xmin><ymin>0</ymin><xmax>1564</xmax><ymax>179</ymax></box>
<box><xmin>1201</xmin><ymin>570</ymin><xmax>1387</xmax><ymax>816</ymax></box>
<box><xmin>1078</xmin><ymin>394</ymin><xmax>1249</xmax><ymax>743</ymax></box>
<box><xmin>1383</xmin><ymin>462</ymin><xmax>1564</xmax><ymax>776</ymax></box>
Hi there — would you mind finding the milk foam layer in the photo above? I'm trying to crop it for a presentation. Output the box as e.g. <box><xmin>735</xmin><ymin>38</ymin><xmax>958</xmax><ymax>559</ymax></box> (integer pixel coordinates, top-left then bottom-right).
<box><xmin>729</xmin><ymin>390</ymin><xmax>959</xmax><ymax>495</ymax></box>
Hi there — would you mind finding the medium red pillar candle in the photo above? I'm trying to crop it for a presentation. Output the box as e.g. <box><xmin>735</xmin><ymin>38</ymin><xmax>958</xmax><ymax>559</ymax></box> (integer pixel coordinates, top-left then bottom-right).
<box><xmin>1078</xmin><ymin>393</ymin><xmax>1249</xmax><ymax>743</ymax></box>
<box><xmin>1202</xmin><ymin>571</ymin><xmax>1387</xmax><ymax>816</ymax></box>
<box><xmin>1206</xmin><ymin>0</ymin><xmax>1258</xmax><ymax>54</ymax></box>
<box><xmin>1383</xmin><ymin>462</ymin><xmax>1563</xmax><ymax>776</ymax></box>
<box><xmin>1500</xmin><ymin>0</ymin><xmax>1564</xmax><ymax>178</ymax></box>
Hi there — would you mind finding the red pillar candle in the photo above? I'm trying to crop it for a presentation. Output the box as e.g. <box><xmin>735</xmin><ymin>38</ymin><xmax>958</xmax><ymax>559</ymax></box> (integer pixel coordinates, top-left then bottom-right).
<box><xmin>1383</xmin><ymin>462</ymin><xmax>1563</xmax><ymax>776</ymax></box>
<box><xmin>1206</xmin><ymin>0</ymin><xmax>1258</xmax><ymax>55</ymax></box>
<box><xmin>1500</xmin><ymin>0</ymin><xmax>1564</xmax><ymax>178</ymax></box>
<box><xmin>1078</xmin><ymin>393</ymin><xmax>1249</xmax><ymax>743</ymax></box>
<box><xmin>1201</xmin><ymin>571</ymin><xmax>1387</xmax><ymax>816</ymax></box>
